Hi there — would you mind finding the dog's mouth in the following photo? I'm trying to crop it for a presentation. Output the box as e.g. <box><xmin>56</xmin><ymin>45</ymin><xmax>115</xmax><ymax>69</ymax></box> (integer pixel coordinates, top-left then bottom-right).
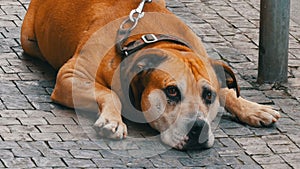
<box><xmin>161</xmin><ymin>119</ymin><xmax>214</xmax><ymax>150</ymax></box>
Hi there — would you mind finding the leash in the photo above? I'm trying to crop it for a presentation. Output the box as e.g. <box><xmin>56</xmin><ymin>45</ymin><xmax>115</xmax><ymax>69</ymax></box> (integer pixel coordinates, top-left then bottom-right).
<box><xmin>116</xmin><ymin>0</ymin><xmax>152</xmax><ymax>57</ymax></box>
<box><xmin>116</xmin><ymin>0</ymin><xmax>191</xmax><ymax>59</ymax></box>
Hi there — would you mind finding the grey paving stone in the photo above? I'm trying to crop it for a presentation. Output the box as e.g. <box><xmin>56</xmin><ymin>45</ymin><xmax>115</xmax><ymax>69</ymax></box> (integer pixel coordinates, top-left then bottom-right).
<box><xmin>40</xmin><ymin>149</ymin><xmax>72</xmax><ymax>158</ymax></box>
<box><xmin>0</xmin><ymin>126</ymin><xmax>10</xmax><ymax>133</ymax></box>
<box><xmin>29</xmin><ymin>133</ymin><xmax>62</xmax><ymax>141</ymax></box>
<box><xmin>178</xmin><ymin>156</ymin><xmax>226</xmax><ymax>167</ymax></box>
<box><xmin>77</xmin><ymin>140</ymin><xmax>109</xmax><ymax>150</ymax></box>
<box><xmin>58</xmin><ymin>133</ymin><xmax>90</xmax><ymax>141</ymax></box>
<box><xmin>0</xmin><ymin>141</ymin><xmax>20</xmax><ymax>149</ymax></box>
<box><xmin>222</xmin><ymin>155</ymin><xmax>247</xmax><ymax>165</ymax></box>
<box><xmin>234</xmin><ymin>137</ymin><xmax>266</xmax><ymax>146</ymax></box>
<box><xmin>273</xmin><ymin>99</ymin><xmax>300</xmax><ymax>115</ymax></box>
<box><xmin>33</xmin><ymin>157</ymin><xmax>66</xmax><ymax>167</ymax></box>
<box><xmin>280</xmin><ymin>152</ymin><xmax>300</xmax><ymax>163</ymax></box>
<box><xmin>261</xmin><ymin>163</ymin><xmax>292</xmax><ymax>169</ymax></box>
<box><xmin>8</xmin><ymin>125</ymin><xmax>39</xmax><ymax>133</ymax></box>
<box><xmin>263</xmin><ymin>90</ymin><xmax>290</xmax><ymax>99</ymax></box>
<box><xmin>11</xmin><ymin>148</ymin><xmax>41</xmax><ymax>157</ymax></box>
<box><xmin>3</xmin><ymin>100</ymin><xmax>34</xmax><ymax>110</ymax></box>
<box><xmin>1</xmin><ymin>65</ymin><xmax>30</xmax><ymax>73</ymax></box>
<box><xmin>0</xmin><ymin>117</ymin><xmax>20</xmax><ymax>125</ymax></box>
<box><xmin>17</xmin><ymin>140</ymin><xmax>49</xmax><ymax>150</ymax></box>
<box><xmin>0</xmin><ymin>110</ymin><xmax>27</xmax><ymax>118</ymax></box>
<box><xmin>48</xmin><ymin>141</ymin><xmax>80</xmax><ymax>150</ymax></box>
<box><xmin>232</xmin><ymin>164</ymin><xmax>262</xmax><ymax>169</ymax></box>
<box><xmin>244</xmin><ymin>145</ymin><xmax>273</xmax><ymax>156</ymax></box>
<box><xmin>2</xmin><ymin>157</ymin><xmax>36</xmax><ymax>168</ymax></box>
<box><xmin>31</xmin><ymin>102</ymin><xmax>57</xmax><ymax>111</ymax></box>
<box><xmin>25</xmin><ymin>94</ymin><xmax>52</xmax><ymax>103</ymax></box>
<box><xmin>15</xmin><ymin>81</ymin><xmax>48</xmax><ymax>95</ymax></box>
<box><xmin>240</xmin><ymin>90</ymin><xmax>273</xmax><ymax>104</ymax></box>
<box><xmin>51</xmin><ymin>107</ymin><xmax>78</xmax><ymax>118</ymax></box>
<box><xmin>159</xmin><ymin>149</ymin><xmax>190</xmax><ymax>158</ymax></box>
<box><xmin>0</xmin><ymin>81</ymin><xmax>21</xmax><ymax>95</ymax></box>
<box><xmin>268</xmin><ymin>143</ymin><xmax>300</xmax><ymax>154</ymax></box>
<box><xmin>262</xmin><ymin>135</ymin><xmax>293</xmax><ymax>145</ymax></box>
<box><xmin>216</xmin><ymin>147</ymin><xmax>245</xmax><ymax>157</ymax></box>
<box><xmin>150</xmin><ymin>157</ymin><xmax>183</xmax><ymax>168</ymax></box>
<box><xmin>69</xmin><ymin>149</ymin><xmax>102</xmax><ymax>159</ymax></box>
<box><xmin>0</xmin><ymin>73</ymin><xmax>20</xmax><ymax>81</ymax></box>
<box><xmin>128</xmin><ymin>149</ymin><xmax>167</xmax><ymax>158</ymax></box>
<box><xmin>37</xmin><ymin>125</ymin><xmax>68</xmax><ymax>133</ymax></box>
<box><xmin>187</xmin><ymin>148</ymin><xmax>219</xmax><ymax>158</ymax></box>
<box><xmin>1</xmin><ymin>133</ymin><xmax>32</xmax><ymax>141</ymax></box>
<box><xmin>123</xmin><ymin>158</ymin><xmax>154</xmax><ymax>168</ymax></box>
<box><xmin>107</xmin><ymin>140</ymin><xmax>139</xmax><ymax>150</ymax></box>
<box><xmin>100</xmin><ymin>150</ymin><xmax>131</xmax><ymax>158</ymax></box>
<box><xmin>18</xmin><ymin>72</ymin><xmax>49</xmax><ymax>81</ymax></box>
<box><xmin>250</xmin><ymin>127</ymin><xmax>280</xmax><ymax>136</ymax></box>
<box><xmin>214</xmin><ymin>47</ymin><xmax>249</xmax><ymax>63</ymax></box>
<box><xmin>63</xmin><ymin>158</ymin><xmax>97</xmax><ymax>168</ymax></box>
<box><xmin>0</xmin><ymin>161</ymin><xmax>4</xmax><ymax>168</ymax></box>
<box><xmin>213</xmin><ymin>128</ymin><xmax>228</xmax><ymax>138</ymax></box>
<box><xmin>236</xmin><ymin>154</ymin><xmax>257</xmax><ymax>165</ymax></box>
<box><xmin>287</xmin><ymin>134</ymin><xmax>300</xmax><ymax>145</ymax></box>
<box><xmin>24</xmin><ymin>110</ymin><xmax>55</xmax><ymax>117</ymax></box>
<box><xmin>222</xmin><ymin>127</ymin><xmax>254</xmax><ymax>136</ymax></box>
<box><xmin>45</xmin><ymin>117</ymin><xmax>77</xmax><ymax>125</ymax></box>
<box><xmin>218</xmin><ymin>137</ymin><xmax>240</xmax><ymax>147</ymax></box>
<box><xmin>64</xmin><ymin>124</ymin><xmax>85</xmax><ymax>133</ymax></box>
<box><xmin>252</xmin><ymin>155</ymin><xmax>285</xmax><ymax>165</ymax></box>
<box><xmin>18</xmin><ymin>117</ymin><xmax>48</xmax><ymax>125</ymax></box>
<box><xmin>0</xmin><ymin>150</ymin><xmax>14</xmax><ymax>159</ymax></box>
<box><xmin>92</xmin><ymin>158</ymin><xmax>126</xmax><ymax>168</ymax></box>
<box><xmin>290</xmin><ymin>162</ymin><xmax>300</xmax><ymax>169</ymax></box>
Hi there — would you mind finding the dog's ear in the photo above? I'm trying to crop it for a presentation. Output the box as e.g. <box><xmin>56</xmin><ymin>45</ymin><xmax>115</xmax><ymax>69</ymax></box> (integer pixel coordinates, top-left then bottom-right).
<box><xmin>119</xmin><ymin>49</ymin><xmax>168</xmax><ymax>108</ymax></box>
<box><xmin>121</xmin><ymin>48</ymin><xmax>168</xmax><ymax>80</ymax></box>
<box><xmin>210</xmin><ymin>59</ymin><xmax>240</xmax><ymax>97</ymax></box>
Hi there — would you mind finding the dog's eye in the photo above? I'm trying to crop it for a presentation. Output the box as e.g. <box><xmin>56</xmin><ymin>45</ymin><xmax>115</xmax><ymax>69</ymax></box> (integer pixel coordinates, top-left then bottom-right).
<box><xmin>202</xmin><ymin>87</ymin><xmax>216</xmax><ymax>105</ymax></box>
<box><xmin>164</xmin><ymin>86</ymin><xmax>181</xmax><ymax>103</ymax></box>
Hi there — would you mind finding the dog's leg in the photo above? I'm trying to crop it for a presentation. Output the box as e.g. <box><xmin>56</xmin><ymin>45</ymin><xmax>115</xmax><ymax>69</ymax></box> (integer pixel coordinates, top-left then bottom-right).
<box><xmin>21</xmin><ymin>0</ymin><xmax>43</xmax><ymax>59</ymax></box>
<box><xmin>220</xmin><ymin>88</ymin><xmax>280</xmax><ymax>127</ymax></box>
<box><xmin>51</xmin><ymin>62</ymin><xmax>127</xmax><ymax>139</ymax></box>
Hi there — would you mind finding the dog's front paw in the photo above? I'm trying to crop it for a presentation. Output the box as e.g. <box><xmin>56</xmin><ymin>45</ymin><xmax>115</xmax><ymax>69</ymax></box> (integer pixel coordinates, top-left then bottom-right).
<box><xmin>239</xmin><ymin>102</ymin><xmax>281</xmax><ymax>127</ymax></box>
<box><xmin>94</xmin><ymin>115</ymin><xmax>127</xmax><ymax>140</ymax></box>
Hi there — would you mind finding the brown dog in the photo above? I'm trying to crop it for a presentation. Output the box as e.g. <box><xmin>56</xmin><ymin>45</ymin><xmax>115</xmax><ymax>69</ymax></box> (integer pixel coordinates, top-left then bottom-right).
<box><xmin>21</xmin><ymin>0</ymin><xmax>280</xmax><ymax>150</ymax></box>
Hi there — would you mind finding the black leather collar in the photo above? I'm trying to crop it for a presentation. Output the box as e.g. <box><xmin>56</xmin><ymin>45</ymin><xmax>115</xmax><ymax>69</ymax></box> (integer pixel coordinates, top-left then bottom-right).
<box><xmin>118</xmin><ymin>33</ymin><xmax>191</xmax><ymax>59</ymax></box>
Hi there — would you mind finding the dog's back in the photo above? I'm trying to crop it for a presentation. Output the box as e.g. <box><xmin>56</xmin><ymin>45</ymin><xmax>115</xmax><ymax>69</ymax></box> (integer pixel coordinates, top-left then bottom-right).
<box><xmin>21</xmin><ymin>0</ymin><xmax>169</xmax><ymax>69</ymax></box>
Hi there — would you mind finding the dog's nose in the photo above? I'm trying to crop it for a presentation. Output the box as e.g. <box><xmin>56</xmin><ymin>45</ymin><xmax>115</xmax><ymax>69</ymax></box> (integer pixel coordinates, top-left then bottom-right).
<box><xmin>184</xmin><ymin>119</ymin><xmax>210</xmax><ymax>149</ymax></box>
<box><xmin>188</xmin><ymin>119</ymin><xmax>209</xmax><ymax>142</ymax></box>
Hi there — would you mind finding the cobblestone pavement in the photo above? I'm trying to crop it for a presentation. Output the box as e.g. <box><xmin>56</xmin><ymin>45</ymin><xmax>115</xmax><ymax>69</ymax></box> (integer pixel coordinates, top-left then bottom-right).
<box><xmin>0</xmin><ymin>0</ymin><xmax>300</xmax><ymax>168</ymax></box>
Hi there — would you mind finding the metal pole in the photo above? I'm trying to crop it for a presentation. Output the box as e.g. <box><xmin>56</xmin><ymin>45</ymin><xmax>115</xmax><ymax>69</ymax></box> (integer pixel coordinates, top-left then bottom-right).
<box><xmin>257</xmin><ymin>0</ymin><xmax>290</xmax><ymax>84</ymax></box>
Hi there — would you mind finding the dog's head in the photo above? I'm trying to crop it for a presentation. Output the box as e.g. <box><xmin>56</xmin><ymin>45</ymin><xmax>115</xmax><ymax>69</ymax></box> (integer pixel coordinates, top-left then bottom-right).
<box><xmin>120</xmin><ymin>46</ymin><xmax>239</xmax><ymax>150</ymax></box>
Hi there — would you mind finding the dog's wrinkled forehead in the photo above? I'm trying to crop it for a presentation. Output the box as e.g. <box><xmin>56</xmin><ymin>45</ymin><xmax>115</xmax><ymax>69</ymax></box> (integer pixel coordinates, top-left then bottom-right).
<box><xmin>126</xmin><ymin>48</ymin><xmax>212</xmax><ymax>78</ymax></box>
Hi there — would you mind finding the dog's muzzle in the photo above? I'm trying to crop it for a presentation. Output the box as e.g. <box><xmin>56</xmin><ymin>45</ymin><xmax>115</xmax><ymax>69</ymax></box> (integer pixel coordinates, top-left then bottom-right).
<box><xmin>183</xmin><ymin>118</ymin><xmax>212</xmax><ymax>150</ymax></box>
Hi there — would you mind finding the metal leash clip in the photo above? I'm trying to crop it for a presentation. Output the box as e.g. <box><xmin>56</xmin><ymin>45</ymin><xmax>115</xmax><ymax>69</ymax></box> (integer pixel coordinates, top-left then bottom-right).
<box><xmin>117</xmin><ymin>0</ymin><xmax>152</xmax><ymax>57</ymax></box>
<box><xmin>129</xmin><ymin>0</ymin><xmax>152</xmax><ymax>22</ymax></box>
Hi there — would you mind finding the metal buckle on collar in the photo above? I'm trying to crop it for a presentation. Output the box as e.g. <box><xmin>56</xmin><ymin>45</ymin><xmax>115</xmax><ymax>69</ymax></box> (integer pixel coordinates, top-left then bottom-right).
<box><xmin>141</xmin><ymin>34</ymin><xmax>158</xmax><ymax>44</ymax></box>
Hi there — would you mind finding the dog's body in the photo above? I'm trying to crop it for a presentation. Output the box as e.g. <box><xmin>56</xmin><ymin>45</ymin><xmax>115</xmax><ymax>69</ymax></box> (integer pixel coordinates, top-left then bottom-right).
<box><xmin>21</xmin><ymin>0</ymin><xmax>280</xmax><ymax>149</ymax></box>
